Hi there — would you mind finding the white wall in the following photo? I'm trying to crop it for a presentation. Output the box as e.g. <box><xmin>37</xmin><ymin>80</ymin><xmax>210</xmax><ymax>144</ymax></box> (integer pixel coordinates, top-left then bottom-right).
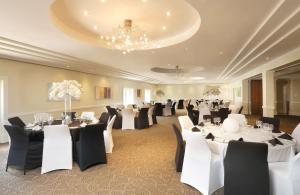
<box><xmin>154</xmin><ymin>84</ymin><xmax>230</xmax><ymax>101</ymax></box>
<box><xmin>290</xmin><ymin>78</ymin><xmax>300</xmax><ymax>116</ymax></box>
<box><xmin>0</xmin><ymin>58</ymin><xmax>155</xmax><ymax>123</ymax></box>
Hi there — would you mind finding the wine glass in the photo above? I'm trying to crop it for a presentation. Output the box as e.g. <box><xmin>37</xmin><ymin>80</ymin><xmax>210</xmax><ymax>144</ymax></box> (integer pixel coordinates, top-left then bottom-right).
<box><xmin>48</xmin><ymin>115</ymin><xmax>54</xmax><ymax>125</ymax></box>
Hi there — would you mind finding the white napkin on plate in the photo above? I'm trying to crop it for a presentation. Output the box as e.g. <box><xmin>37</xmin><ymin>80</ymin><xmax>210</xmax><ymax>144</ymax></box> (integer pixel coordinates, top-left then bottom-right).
<box><xmin>32</xmin><ymin>126</ymin><xmax>42</xmax><ymax>131</ymax></box>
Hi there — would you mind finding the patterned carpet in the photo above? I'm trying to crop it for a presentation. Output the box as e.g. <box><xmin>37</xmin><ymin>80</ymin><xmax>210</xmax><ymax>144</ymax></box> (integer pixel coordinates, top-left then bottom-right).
<box><xmin>0</xmin><ymin>116</ymin><xmax>223</xmax><ymax>195</ymax></box>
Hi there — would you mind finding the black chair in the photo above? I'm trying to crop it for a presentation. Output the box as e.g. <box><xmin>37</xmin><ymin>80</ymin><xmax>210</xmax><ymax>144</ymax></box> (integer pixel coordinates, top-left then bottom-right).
<box><xmin>4</xmin><ymin>125</ymin><xmax>43</xmax><ymax>175</ymax></box>
<box><xmin>212</xmin><ymin>102</ymin><xmax>219</xmax><ymax>108</ymax></box>
<box><xmin>224</xmin><ymin>141</ymin><xmax>269</xmax><ymax>195</ymax></box>
<box><xmin>218</xmin><ymin>108</ymin><xmax>230</xmax><ymax>123</ymax></box>
<box><xmin>76</xmin><ymin>124</ymin><xmax>107</xmax><ymax>171</ymax></box>
<box><xmin>106</xmin><ymin>106</ymin><xmax>122</xmax><ymax>129</ymax></box>
<box><xmin>99</xmin><ymin>112</ymin><xmax>110</xmax><ymax>128</ymax></box>
<box><xmin>135</xmin><ymin>108</ymin><xmax>149</xmax><ymax>129</ymax></box>
<box><xmin>238</xmin><ymin>106</ymin><xmax>244</xmax><ymax>114</ymax></box>
<box><xmin>177</xmin><ymin>99</ymin><xmax>184</xmax><ymax>109</ymax></box>
<box><xmin>153</xmin><ymin>103</ymin><xmax>163</xmax><ymax>116</ymax></box>
<box><xmin>186</xmin><ymin>106</ymin><xmax>198</xmax><ymax>125</ymax></box>
<box><xmin>8</xmin><ymin>117</ymin><xmax>26</xmax><ymax>128</ymax></box>
<box><xmin>261</xmin><ymin>117</ymin><xmax>280</xmax><ymax>133</ymax></box>
<box><xmin>172</xmin><ymin>124</ymin><xmax>185</xmax><ymax>172</ymax></box>
<box><xmin>171</xmin><ymin>102</ymin><xmax>176</xmax><ymax>115</ymax></box>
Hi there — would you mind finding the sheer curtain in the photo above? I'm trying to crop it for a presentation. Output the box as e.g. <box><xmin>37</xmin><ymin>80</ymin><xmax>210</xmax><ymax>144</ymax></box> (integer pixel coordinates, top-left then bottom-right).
<box><xmin>144</xmin><ymin>89</ymin><xmax>151</xmax><ymax>103</ymax></box>
<box><xmin>123</xmin><ymin>88</ymin><xmax>134</xmax><ymax>106</ymax></box>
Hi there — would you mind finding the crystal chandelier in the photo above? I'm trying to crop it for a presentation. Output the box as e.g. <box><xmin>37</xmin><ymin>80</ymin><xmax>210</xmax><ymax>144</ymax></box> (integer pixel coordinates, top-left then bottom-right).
<box><xmin>100</xmin><ymin>19</ymin><xmax>149</xmax><ymax>54</ymax></box>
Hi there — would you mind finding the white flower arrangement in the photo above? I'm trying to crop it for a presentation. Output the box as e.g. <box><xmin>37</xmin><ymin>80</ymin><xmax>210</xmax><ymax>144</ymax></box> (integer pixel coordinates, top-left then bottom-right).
<box><xmin>49</xmin><ymin>80</ymin><xmax>82</xmax><ymax>101</ymax></box>
<box><xmin>203</xmin><ymin>86</ymin><xmax>221</xmax><ymax>96</ymax></box>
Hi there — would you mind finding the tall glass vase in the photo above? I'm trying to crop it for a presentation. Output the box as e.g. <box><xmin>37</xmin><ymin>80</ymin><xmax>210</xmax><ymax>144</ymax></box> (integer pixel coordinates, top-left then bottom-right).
<box><xmin>64</xmin><ymin>93</ymin><xmax>72</xmax><ymax>124</ymax></box>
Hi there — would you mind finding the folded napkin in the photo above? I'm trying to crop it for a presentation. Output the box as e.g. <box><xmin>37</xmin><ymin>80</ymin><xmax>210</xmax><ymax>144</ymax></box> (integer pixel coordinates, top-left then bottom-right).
<box><xmin>238</xmin><ymin>137</ymin><xmax>244</xmax><ymax>142</ymax></box>
<box><xmin>205</xmin><ymin>133</ymin><xmax>215</xmax><ymax>141</ymax></box>
<box><xmin>80</xmin><ymin>122</ymin><xmax>87</xmax><ymax>127</ymax></box>
<box><xmin>192</xmin><ymin>127</ymin><xmax>201</xmax><ymax>132</ymax></box>
<box><xmin>198</xmin><ymin>122</ymin><xmax>204</xmax><ymax>127</ymax></box>
<box><xmin>278</xmin><ymin>133</ymin><xmax>293</xmax><ymax>140</ymax></box>
<box><xmin>268</xmin><ymin>138</ymin><xmax>283</xmax><ymax>146</ymax></box>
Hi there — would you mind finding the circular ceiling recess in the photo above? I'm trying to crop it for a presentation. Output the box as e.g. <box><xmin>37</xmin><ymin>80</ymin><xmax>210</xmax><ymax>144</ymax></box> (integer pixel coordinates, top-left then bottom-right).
<box><xmin>50</xmin><ymin>0</ymin><xmax>201</xmax><ymax>50</ymax></box>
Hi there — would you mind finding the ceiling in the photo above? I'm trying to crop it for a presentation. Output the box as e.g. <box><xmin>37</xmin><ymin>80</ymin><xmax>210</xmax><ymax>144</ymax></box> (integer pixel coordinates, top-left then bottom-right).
<box><xmin>0</xmin><ymin>0</ymin><xmax>299</xmax><ymax>84</ymax></box>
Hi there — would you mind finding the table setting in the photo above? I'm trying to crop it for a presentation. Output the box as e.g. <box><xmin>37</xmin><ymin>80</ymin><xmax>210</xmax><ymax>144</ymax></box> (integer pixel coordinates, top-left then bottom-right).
<box><xmin>190</xmin><ymin>118</ymin><xmax>296</xmax><ymax>162</ymax></box>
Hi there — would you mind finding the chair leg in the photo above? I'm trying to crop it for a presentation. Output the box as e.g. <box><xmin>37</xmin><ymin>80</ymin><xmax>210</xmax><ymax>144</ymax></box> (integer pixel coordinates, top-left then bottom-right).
<box><xmin>5</xmin><ymin>164</ymin><xmax>8</xmax><ymax>172</ymax></box>
<box><xmin>24</xmin><ymin>169</ymin><xmax>26</xmax><ymax>175</ymax></box>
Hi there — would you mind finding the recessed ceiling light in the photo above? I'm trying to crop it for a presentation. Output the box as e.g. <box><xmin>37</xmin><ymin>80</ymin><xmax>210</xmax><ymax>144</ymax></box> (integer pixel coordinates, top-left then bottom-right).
<box><xmin>93</xmin><ymin>25</ymin><xmax>98</xmax><ymax>30</ymax></box>
<box><xmin>142</xmin><ymin>0</ymin><xmax>147</xmax><ymax>2</ymax></box>
<box><xmin>100</xmin><ymin>0</ymin><xmax>106</xmax><ymax>2</ymax></box>
<box><xmin>265</xmin><ymin>56</ymin><xmax>270</xmax><ymax>60</ymax></box>
<box><xmin>162</xmin><ymin>26</ymin><xmax>167</xmax><ymax>30</ymax></box>
<box><xmin>166</xmin><ymin>11</ymin><xmax>171</xmax><ymax>17</ymax></box>
<box><xmin>83</xmin><ymin>10</ymin><xmax>88</xmax><ymax>16</ymax></box>
<box><xmin>219</xmin><ymin>51</ymin><xmax>224</xmax><ymax>55</ymax></box>
<box><xmin>66</xmin><ymin>65</ymin><xmax>71</xmax><ymax>68</ymax></box>
<box><xmin>185</xmin><ymin>47</ymin><xmax>188</xmax><ymax>51</ymax></box>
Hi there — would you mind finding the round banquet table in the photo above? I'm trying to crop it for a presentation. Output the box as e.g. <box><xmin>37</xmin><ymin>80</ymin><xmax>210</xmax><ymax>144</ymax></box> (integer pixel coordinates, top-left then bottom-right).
<box><xmin>193</xmin><ymin>123</ymin><xmax>296</xmax><ymax>163</ymax></box>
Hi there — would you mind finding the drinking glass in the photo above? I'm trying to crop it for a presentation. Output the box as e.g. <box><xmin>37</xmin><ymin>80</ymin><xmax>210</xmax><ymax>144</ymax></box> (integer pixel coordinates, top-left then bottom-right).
<box><xmin>256</xmin><ymin>120</ymin><xmax>262</xmax><ymax>128</ymax></box>
<box><xmin>48</xmin><ymin>115</ymin><xmax>53</xmax><ymax>125</ymax></box>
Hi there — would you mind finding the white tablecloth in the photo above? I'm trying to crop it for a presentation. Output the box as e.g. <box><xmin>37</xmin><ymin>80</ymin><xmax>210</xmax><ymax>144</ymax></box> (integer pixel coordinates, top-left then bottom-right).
<box><xmin>192</xmin><ymin>124</ymin><xmax>296</xmax><ymax>162</ymax></box>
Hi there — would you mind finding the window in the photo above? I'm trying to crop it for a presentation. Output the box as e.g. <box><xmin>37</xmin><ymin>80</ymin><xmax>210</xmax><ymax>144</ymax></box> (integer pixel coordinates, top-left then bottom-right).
<box><xmin>144</xmin><ymin>89</ymin><xmax>151</xmax><ymax>103</ymax></box>
<box><xmin>123</xmin><ymin>88</ymin><xmax>134</xmax><ymax>106</ymax></box>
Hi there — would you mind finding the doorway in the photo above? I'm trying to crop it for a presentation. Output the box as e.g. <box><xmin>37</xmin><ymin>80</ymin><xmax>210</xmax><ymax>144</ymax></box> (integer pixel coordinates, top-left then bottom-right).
<box><xmin>251</xmin><ymin>80</ymin><xmax>262</xmax><ymax>115</ymax></box>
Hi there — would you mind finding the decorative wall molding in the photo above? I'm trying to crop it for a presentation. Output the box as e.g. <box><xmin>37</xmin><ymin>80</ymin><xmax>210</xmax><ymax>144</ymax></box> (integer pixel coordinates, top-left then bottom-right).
<box><xmin>0</xmin><ymin>37</ymin><xmax>162</xmax><ymax>84</ymax></box>
<box><xmin>218</xmin><ymin>0</ymin><xmax>300</xmax><ymax>81</ymax></box>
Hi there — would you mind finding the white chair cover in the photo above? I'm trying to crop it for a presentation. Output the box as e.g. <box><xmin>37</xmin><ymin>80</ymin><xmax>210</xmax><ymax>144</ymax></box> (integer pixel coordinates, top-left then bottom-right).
<box><xmin>292</xmin><ymin>123</ymin><xmax>300</xmax><ymax>153</ymax></box>
<box><xmin>181</xmin><ymin>133</ymin><xmax>223</xmax><ymax>195</ymax></box>
<box><xmin>178</xmin><ymin>116</ymin><xmax>194</xmax><ymax>140</ymax></box>
<box><xmin>228</xmin><ymin>114</ymin><xmax>247</xmax><ymax>127</ymax></box>
<box><xmin>103</xmin><ymin>115</ymin><xmax>116</xmax><ymax>153</ymax></box>
<box><xmin>198</xmin><ymin>106</ymin><xmax>211</xmax><ymax>123</ymax></box>
<box><xmin>148</xmin><ymin>107</ymin><xmax>154</xmax><ymax>126</ymax></box>
<box><xmin>163</xmin><ymin>102</ymin><xmax>172</xmax><ymax>116</ymax></box>
<box><xmin>41</xmin><ymin>125</ymin><xmax>72</xmax><ymax>174</ymax></box>
<box><xmin>80</xmin><ymin>112</ymin><xmax>96</xmax><ymax>120</ymax></box>
<box><xmin>269</xmin><ymin>153</ymin><xmax>300</xmax><ymax>195</ymax></box>
<box><xmin>34</xmin><ymin>112</ymin><xmax>50</xmax><ymax>123</ymax></box>
<box><xmin>121</xmin><ymin>108</ymin><xmax>135</xmax><ymax>130</ymax></box>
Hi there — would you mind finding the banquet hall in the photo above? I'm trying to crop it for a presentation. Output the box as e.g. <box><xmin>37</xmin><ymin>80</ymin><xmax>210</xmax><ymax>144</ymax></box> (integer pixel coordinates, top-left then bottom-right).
<box><xmin>0</xmin><ymin>0</ymin><xmax>300</xmax><ymax>195</ymax></box>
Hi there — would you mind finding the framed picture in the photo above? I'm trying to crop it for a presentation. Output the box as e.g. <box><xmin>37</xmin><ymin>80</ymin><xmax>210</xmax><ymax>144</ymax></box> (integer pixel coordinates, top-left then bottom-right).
<box><xmin>96</xmin><ymin>86</ymin><xmax>111</xmax><ymax>99</ymax></box>
<box><xmin>137</xmin><ymin>89</ymin><xmax>142</xmax><ymax>98</ymax></box>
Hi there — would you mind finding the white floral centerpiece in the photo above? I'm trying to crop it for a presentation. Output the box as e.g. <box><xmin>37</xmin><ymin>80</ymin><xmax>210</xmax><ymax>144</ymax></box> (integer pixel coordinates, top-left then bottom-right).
<box><xmin>203</xmin><ymin>86</ymin><xmax>221</xmax><ymax>100</ymax></box>
<box><xmin>49</xmin><ymin>80</ymin><xmax>82</xmax><ymax>123</ymax></box>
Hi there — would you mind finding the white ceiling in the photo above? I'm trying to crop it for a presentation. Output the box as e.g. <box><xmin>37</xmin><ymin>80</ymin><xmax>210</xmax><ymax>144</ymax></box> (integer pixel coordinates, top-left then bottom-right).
<box><xmin>0</xmin><ymin>0</ymin><xmax>299</xmax><ymax>84</ymax></box>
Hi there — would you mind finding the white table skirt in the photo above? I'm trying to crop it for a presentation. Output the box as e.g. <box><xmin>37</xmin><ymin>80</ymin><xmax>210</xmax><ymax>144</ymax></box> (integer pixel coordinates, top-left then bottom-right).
<box><xmin>191</xmin><ymin>124</ymin><xmax>296</xmax><ymax>163</ymax></box>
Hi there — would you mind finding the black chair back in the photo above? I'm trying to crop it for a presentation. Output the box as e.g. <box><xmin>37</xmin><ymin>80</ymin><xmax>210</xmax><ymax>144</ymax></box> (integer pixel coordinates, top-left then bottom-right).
<box><xmin>8</xmin><ymin>117</ymin><xmax>26</xmax><ymax>128</ymax></box>
<box><xmin>261</xmin><ymin>117</ymin><xmax>280</xmax><ymax>133</ymax></box>
<box><xmin>135</xmin><ymin>108</ymin><xmax>149</xmax><ymax>129</ymax></box>
<box><xmin>99</xmin><ymin>112</ymin><xmax>110</xmax><ymax>128</ymax></box>
<box><xmin>76</xmin><ymin>124</ymin><xmax>106</xmax><ymax>171</ymax></box>
<box><xmin>172</xmin><ymin>124</ymin><xmax>185</xmax><ymax>172</ymax></box>
<box><xmin>238</xmin><ymin>106</ymin><xmax>244</xmax><ymax>114</ymax></box>
<box><xmin>106</xmin><ymin>106</ymin><xmax>122</xmax><ymax>129</ymax></box>
<box><xmin>171</xmin><ymin>102</ymin><xmax>176</xmax><ymax>115</ymax></box>
<box><xmin>177</xmin><ymin>99</ymin><xmax>184</xmax><ymax>109</ymax></box>
<box><xmin>212</xmin><ymin>102</ymin><xmax>219</xmax><ymax>108</ymax></box>
<box><xmin>224</xmin><ymin>141</ymin><xmax>269</xmax><ymax>195</ymax></box>
<box><xmin>4</xmin><ymin>125</ymin><xmax>43</xmax><ymax>174</ymax></box>
<box><xmin>186</xmin><ymin>106</ymin><xmax>198</xmax><ymax>125</ymax></box>
<box><xmin>153</xmin><ymin>103</ymin><xmax>163</xmax><ymax>116</ymax></box>
<box><xmin>218</xmin><ymin>108</ymin><xmax>230</xmax><ymax>123</ymax></box>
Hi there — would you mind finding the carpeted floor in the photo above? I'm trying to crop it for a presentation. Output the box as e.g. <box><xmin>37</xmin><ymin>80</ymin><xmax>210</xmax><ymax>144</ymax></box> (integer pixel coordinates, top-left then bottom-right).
<box><xmin>0</xmin><ymin>116</ymin><xmax>223</xmax><ymax>195</ymax></box>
